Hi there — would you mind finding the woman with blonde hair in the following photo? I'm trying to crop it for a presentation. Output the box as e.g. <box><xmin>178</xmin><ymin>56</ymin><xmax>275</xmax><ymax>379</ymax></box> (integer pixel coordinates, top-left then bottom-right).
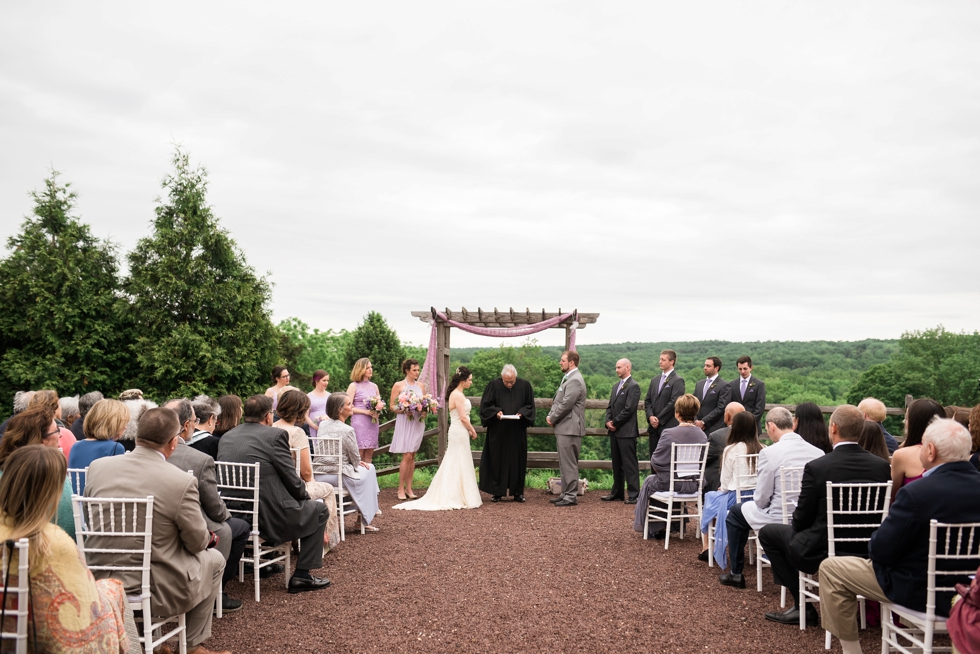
<box><xmin>0</xmin><ymin>445</ymin><xmax>140</xmax><ymax>653</ymax></box>
<box><xmin>346</xmin><ymin>358</ymin><xmax>381</xmax><ymax>464</ymax></box>
<box><xmin>67</xmin><ymin>399</ymin><xmax>128</xmax><ymax>493</ymax></box>
<box><xmin>273</xmin><ymin>390</ymin><xmax>341</xmax><ymax>549</ymax></box>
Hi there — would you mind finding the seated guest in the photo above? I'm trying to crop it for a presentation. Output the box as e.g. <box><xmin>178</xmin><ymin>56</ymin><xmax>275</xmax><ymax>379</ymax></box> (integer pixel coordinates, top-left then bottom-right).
<box><xmin>119</xmin><ymin>398</ymin><xmax>156</xmax><ymax>452</ymax></box>
<box><xmin>0</xmin><ymin>403</ymin><xmax>75</xmax><ymax>538</ymax></box>
<box><xmin>188</xmin><ymin>395</ymin><xmax>221</xmax><ymax>459</ymax></box>
<box><xmin>214</xmin><ymin>395</ymin><xmax>243</xmax><ymax>438</ymax></box>
<box><xmin>168</xmin><ymin>404</ymin><xmax>249</xmax><ymax>614</ymax></box>
<box><xmin>85</xmin><ymin>408</ymin><xmax>230</xmax><ymax>654</ymax></box>
<box><xmin>757</xmin><ymin>405</ymin><xmax>892</xmax><ymax>626</ymax></box>
<box><xmin>0</xmin><ymin>446</ymin><xmax>140</xmax><ymax>654</ymax></box>
<box><xmin>219</xmin><ymin>395</ymin><xmax>331</xmax><ymax>593</ymax></box>
<box><xmin>0</xmin><ymin>390</ymin><xmax>36</xmax><ymax>437</ymax></box>
<box><xmin>890</xmin><ymin>398</ymin><xmax>946</xmax><ymax>498</ymax></box>
<box><xmin>699</xmin><ymin>410</ymin><xmax>763</xmax><ymax>565</ymax></box>
<box><xmin>315</xmin><ymin>392</ymin><xmax>382</xmax><ymax>532</ymax></box>
<box><xmin>70</xmin><ymin>391</ymin><xmax>104</xmax><ymax>441</ymax></box>
<box><xmin>857</xmin><ymin>420</ymin><xmax>890</xmax><ymax>461</ymax></box>
<box><xmin>68</xmin><ymin>398</ymin><xmax>128</xmax><ymax>493</ymax></box>
<box><xmin>858</xmin><ymin>397</ymin><xmax>899</xmax><ymax>454</ymax></box>
<box><xmin>632</xmin><ymin>393</ymin><xmax>707</xmax><ymax>539</ymax></box>
<box><xmin>59</xmin><ymin>395</ymin><xmax>80</xmax><ymax>435</ymax></box>
<box><xmin>30</xmin><ymin>389</ymin><xmax>77</xmax><ymax>459</ymax></box>
<box><xmin>819</xmin><ymin>419</ymin><xmax>980</xmax><ymax>654</ymax></box>
<box><xmin>273</xmin><ymin>390</ymin><xmax>340</xmax><ymax>549</ymax></box>
<box><xmin>969</xmin><ymin>404</ymin><xmax>980</xmax><ymax>470</ymax></box>
<box><xmin>718</xmin><ymin>406</ymin><xmax>824</xmax><ymax>589</ymax></box>
<box><xmin>703</xmin><ymin>402</ymin><xmax>746</xmax><ymax>499</ymax></box>
<box><xmin>794</xmin><ymin>402</ymin><xmax>832</xmax><ymax>454</ymax></box>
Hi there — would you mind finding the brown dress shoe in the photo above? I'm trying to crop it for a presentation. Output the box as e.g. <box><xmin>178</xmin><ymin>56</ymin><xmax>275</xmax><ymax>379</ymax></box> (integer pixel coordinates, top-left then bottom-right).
<box><xmin>153</xmin><ymin>646</ymin><xmax>174</xmax><ymax>654</ymax></box>
<box><xmin>187</xmin><ymin>646</ymin><xmax>231</xmax><ymax>654</ymax></box>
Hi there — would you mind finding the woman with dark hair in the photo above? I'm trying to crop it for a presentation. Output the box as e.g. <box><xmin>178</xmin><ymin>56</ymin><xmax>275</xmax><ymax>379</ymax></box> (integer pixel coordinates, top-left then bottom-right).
<box><xmin>0</xmin><ymin>403</ymin><xmax>75</xmax><ymax>538</ymax></box>
<box><xmin>265</xmin><ymin>365</ymin><xmax>291</xmax><ymax>412</ymax></box>
<box><xmin>633</xmin><ymin>394</ymin><xmax>708</xmax><ymax>538</ymax></box>
<box><xmin>699</xmin><ymin>411</ymin><xmax>764</xmax><ymax>565</ymax></box>
<box><xmin>389</xmin><ymin>358</ymin><xmax>427</xmax><ymax>500</ymax></box>
<box><xmin>29</xmin><ymin>389</ymin><xmax>77</xmax><ymax>459</ymax></box>
<box><xmin>891</xmin><ymin>398</ymin><xmax>946</xmax><ymax>495</ymax></box>
<box><xmin>306</xmin><ymin>369</ymin><xmax>331</xmax><ymax>431</ymax></box>
<box><xmin>314</xmin><ymin>392</ymin><xmax>381</xmax><ymax>531</ymax></box>
<box><xmin>394</xmin><ymin>366</ymin><xmax>481</xmax><ymax>511</ymax></box>
<box><xmin>274</xmin><ymin>390</ymin><xmax>340</xmax><ymax>549</ymax></box>
<box><xmin>346</xmin><ymin>357</ymin><xmax>382</xmax><ymax>464</ymax></box>
<box><xmin>793</xmin><ymin>402</ymin><xmax>832</xmax><ymax>454</ymax></box>
<box><xmin>0</xmin><ymin>445</ymin><xmax>140</xmax><ymax>653</ymax></box>
<box><xmin>214</xmin><ymin>395</ymin><xmax>243</xmax><ymax>437</ymax></box>
<box><xmin>857</xmin><ymin>420</ymin><xmax>890</xmax><ymax>461</ymax></box>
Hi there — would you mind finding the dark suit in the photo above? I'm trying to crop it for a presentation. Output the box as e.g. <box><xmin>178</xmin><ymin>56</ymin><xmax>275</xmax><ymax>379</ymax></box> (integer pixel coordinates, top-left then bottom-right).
<box><xmin>870</xmin><ymin>461</ymin><xmax>980</xmax><ymax>615</ymax></box>
<box><xmin>694</xmin><ymin>376</ymin><xmax>731</xmax><ymax>435</ymax></box>
<box><xmin>605</xmin><ymin>376</ymin><xmax>641</xmax><ymax>500</ymax></box>
<box><xmin>758</xmin><ymin>443</ymin><xmax>892</xmax><ymax>601</ymax></box>
<box><xmin>218</xmin><ymin>422</ymin><xmax>328</xmax><ymax>571</ymax></box>
<box><xmin>644</xmin><ymin>371</ymin><xmax>685</xmax><ymax>452</ymax></box>
<box><xmin>730</xmin><ymin>375</ymin><xmax>766</xmax><ymax>431</ymax></box>
<box><xmin>703</xmin><ymin>425</ymin><xmax>731</xmax><ymax>497</ymax></box>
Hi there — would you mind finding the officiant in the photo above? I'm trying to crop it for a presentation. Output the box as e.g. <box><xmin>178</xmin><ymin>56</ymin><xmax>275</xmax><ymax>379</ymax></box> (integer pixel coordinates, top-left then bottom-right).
<box><xmin>478</xmin><ymin>364</ymin><xmax>536</xmax><ymax>503</ymax></box>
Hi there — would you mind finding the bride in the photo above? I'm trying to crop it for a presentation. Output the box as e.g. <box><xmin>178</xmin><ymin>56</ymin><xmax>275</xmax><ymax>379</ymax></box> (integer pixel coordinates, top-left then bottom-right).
<box><xmin>393</xmin><ymin>366</ymin><xmax>482</xmax><ymax>511</ymax></box>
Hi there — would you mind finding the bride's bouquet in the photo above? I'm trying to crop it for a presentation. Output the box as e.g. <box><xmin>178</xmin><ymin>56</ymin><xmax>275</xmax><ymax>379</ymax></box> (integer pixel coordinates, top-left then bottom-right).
<box><xmin>365</xmin><ymin>395</ymin><xmax>386</xmax><ymax>423</ymax></box>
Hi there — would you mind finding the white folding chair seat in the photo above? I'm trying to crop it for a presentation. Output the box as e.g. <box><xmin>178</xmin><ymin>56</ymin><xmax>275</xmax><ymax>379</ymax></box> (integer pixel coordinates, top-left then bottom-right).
<box><xmin>708</xmin><ymin>453</ymin><xmax>759</xmax><ymax>568</ymax></box>
<box><xmin>799</xmin><ymin>481</ymin><xmax>892</xmax><ymax>648</ymax></box>
<box><xmin>756</xmin><ymin>465</ymin><xmax>805</xmax><ymax>607</ymax></box>
<box><xmin>881</xmin><ymin>520</ymin><xmax>980</xmax><ymax>654</ymax></box>
<box><xmin>645</xmin><ymin>442</ymin><xmax>708</xmax><ymax>550</ymax></box>
<box><xmin>214</xmin><ymin>462</ymin><xmax>290</xmax><ymax>602</ymax></box>
<box><xmin>310</xmin><ymin>435</ymin><xmax>363</xmax><ymax>541</ymax></box>
<box><xmin>0</xmin><ymin>539</ymin><xmax>30</xmax><ymax>654</ymax></box>
<box><xmin>72</xmin><ymin>495</ymin><xmax>187</xmax><ymax>653</ymax></box>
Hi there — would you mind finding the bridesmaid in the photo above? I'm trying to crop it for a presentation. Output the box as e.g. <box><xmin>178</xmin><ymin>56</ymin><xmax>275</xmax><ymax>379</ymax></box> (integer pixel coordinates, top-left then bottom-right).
<box><xmin>346</xmin><ymin>358</ymin><xmax>381</xmax><ymax>464</ymax></box>
<box><xmin>306</xmin><ymin>370</ymin><xmax>331</xmax><ymax>432</ymax></box>
<box><xmin>389</xmin><ymin>359</ymin><xmax>427</xmax><ymax>500</ymax></box>
<box><xmin>265</xmin><ymin>365</ymin><xmax>291</xmax><ymax>412</ymax></box>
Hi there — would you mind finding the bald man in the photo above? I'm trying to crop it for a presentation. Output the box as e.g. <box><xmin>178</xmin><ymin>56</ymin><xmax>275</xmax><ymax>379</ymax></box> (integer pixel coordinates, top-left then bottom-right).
<box><xmin>703</xmin><ymin>402</ymin><xmax>746</xmax><ymax>497</ymax></box>
<box><xmin>603</xmin><ymin>359</ymin><xmax>641</xmax><ymax>503</ymax></box>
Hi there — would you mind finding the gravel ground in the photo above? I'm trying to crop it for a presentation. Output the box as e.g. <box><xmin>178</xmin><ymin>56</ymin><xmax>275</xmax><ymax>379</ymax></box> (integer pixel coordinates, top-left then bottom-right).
<box><xmin>204</xmin><ymin>489</ymin><xmax>899</xmax><ymax>653</ymax></box>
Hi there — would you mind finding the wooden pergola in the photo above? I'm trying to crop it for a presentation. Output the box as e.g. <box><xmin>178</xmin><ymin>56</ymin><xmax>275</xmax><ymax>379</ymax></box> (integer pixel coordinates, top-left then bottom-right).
<box><xmin>411</xmin><ymin>307</ymin><xmax>599</xmax><ymax>460</ymax></box>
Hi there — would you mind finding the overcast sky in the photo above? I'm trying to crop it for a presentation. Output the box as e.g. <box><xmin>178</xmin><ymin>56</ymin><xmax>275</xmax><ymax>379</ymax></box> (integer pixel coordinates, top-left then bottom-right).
<box><xmin>2</xmin><ymin>2</ymin><xmax>978</xmax><ymax>349</ymax></box>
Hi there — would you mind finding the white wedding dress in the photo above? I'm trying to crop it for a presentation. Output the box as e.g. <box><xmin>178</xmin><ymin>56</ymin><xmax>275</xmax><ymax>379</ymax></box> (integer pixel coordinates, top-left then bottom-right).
<box><xmin>393</xmin><ymin>398</ymin><xmax>483</xmax><ymax>511</ymax></box>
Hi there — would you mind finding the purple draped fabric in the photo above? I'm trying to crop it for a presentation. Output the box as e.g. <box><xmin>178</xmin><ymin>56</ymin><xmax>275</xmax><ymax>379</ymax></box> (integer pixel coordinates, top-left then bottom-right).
<box><xmin>420</xmin><ymin>311</ymin><xmax>577</xmax><ymax>403</ymax></box>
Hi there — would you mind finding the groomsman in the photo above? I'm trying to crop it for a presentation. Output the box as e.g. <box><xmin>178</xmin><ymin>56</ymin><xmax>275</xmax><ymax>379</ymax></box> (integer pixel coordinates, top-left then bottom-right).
<box><xmin>644</xmin><ymin>350</ymin><xmax>685</xmax><ymax>452</ymax></box>
<box><xmin>730</xmin><ymin>356</ymin><xmax>766</xmax><ymax>431</ymax></box>
<box><xmin>603</xmin><ymin>358</ymin><xmax>641</xmax><ymax>503</ymax></box>
<box><xmin>695</xmin><ymin>357</ymin><xmax>731</xmax><ymax>434</ymax></box>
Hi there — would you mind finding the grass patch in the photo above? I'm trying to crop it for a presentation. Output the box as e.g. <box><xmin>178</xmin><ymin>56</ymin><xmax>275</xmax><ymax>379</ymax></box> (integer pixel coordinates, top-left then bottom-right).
<box><xmin>378</xmin><ymin>464</ymin><xmax>641</xmax><ymax>491</ymax></box>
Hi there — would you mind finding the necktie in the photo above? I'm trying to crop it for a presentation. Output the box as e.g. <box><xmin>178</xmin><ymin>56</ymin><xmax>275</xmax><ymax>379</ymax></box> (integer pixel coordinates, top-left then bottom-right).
<box><xmin>616</xmin><ymin>379</ymin><xmax>624</xmax><ymax>395</ymax></box>
<box><xmin>741</xmin><ymin>378</ymin><xmax>748</xmax><ymax>397</ymax></box>
<box><xmin>658</xmin><ymin>374</ymin><xmax>667</xmax><ymax>393</ymax></box>
<box><xmin>703</xmin><ymin>379</ymin><xmax>712</xmax><ymax>399</ymax></box>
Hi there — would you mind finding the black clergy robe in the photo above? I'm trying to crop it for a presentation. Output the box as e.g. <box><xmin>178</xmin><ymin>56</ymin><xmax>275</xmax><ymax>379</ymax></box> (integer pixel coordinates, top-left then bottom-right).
<box><xmin>478</xmin><ymin>377</ymin><xmax>536</xmax><ymax>497</ymax></box>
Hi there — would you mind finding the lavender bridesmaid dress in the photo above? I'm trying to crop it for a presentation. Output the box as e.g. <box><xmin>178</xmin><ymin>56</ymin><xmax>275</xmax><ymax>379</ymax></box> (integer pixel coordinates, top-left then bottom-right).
<box><xmin>350</xmin><ymin>380</ymin><xmax>380</xmax><ymax>449</ymax></box>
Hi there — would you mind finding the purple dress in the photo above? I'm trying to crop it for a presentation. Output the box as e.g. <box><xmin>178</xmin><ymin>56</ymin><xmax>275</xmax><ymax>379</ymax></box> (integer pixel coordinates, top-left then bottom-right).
<box><xmin>350</xmin><ymin>380</ymin><xmax>380</xmax><ymax>449</ymax></box>
<box><xmin>307</xmin><ymin>391</ymin><xmax>329</xmax><ymax>425</ymax></box>
<box><xmin>389</xmin><ymin>382</ymin><xmax>425</xmax><ymax>454</ymax></box>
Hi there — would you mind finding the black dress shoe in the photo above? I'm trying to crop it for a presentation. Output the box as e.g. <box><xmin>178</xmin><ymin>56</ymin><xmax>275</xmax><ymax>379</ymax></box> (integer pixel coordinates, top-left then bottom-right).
<box><xmin>549</xmin><ymin>497</ymin><xmax>561</xmax><ymax>503</ymax></box>
<box><xmin>765</xmin><ymin>605</ymin><xmax>819</xmax><ymax>626</ymax></box>
<box><xmin>514</xmin><ymin>495</ymin><xmax>525</xmax><ymax>503</ymax></box>
<box><xmin>650</xmin><ymin>530</ymin><xmax>666</xmax><ymax>540</ymax></box>
<box><xmin>554</xmin><ymin>498</ymin><xmax>577</xmax><ymax>507</ymax></box>
<box><xmin>287</xmin><ymin>576</ymin><xmax>331</xmax><ymax>594</ymax></box>
<box><xmin>491</xmin><ymin>495</ymin><xmax>501</xmax><ymax>503</ymax></box>
<box><xmin>217</xmin><ymin>595</ymin><xmax>242</xmax><ymax>614</ymax></box>
<box><xmin>698</xmin><ymin>549</ymin><xmax>710</xmax><ymax>562</ymax></box>
<box><xmin>600</xmin><ymin>494</ymin><xmax>624</xmax><ymax>502</ymax></box>
<box><xmin>255</xmin><ymin>563</ymin><xmax>284</xmax><ymax>579</ymax></box>
<box><xmin>624</xmin><ymin>497</ymin><xmax>637</xmax><ymax>505</ymax></box>
<box><xmin>718</xmin><ymin>572</ymin><xmax>746</xmax><ymax>588</ymax></box>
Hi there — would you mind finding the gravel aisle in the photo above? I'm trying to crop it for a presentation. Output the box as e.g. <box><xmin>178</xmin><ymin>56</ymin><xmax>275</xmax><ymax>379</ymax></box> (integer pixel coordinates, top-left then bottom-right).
<box><xmin>208</xmin><ymin>489</ymin><xmax>890</xmax><ymax>653</ymax></box>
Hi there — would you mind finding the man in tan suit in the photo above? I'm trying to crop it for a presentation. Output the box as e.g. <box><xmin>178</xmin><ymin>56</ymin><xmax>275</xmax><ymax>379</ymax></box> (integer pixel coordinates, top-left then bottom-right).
<box><xmin>546</xmin><ymin>350</ymin><xmax>586</xmax><ymax>507</ymax></box>
<box><xmin>85</xmin><ymin>408</ymin><xmax>230</xmax><ymax>654</ymax></box>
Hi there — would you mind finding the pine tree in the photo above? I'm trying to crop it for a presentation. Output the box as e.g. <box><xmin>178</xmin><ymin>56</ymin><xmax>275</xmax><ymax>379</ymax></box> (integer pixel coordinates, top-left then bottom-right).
<box><xmin>343</xmin><ymin>312</ymin><xmax>405</xmax><ymax>398</ymax></box>
<box><xmin>0</xmin><ymin>171</ymin><xmax>132</xmax><ymax>402</ymax></box>
<box><xmin>123</xmin><ymin>149</ymin><xmax>278</xmax><ymax>398</ymax></box>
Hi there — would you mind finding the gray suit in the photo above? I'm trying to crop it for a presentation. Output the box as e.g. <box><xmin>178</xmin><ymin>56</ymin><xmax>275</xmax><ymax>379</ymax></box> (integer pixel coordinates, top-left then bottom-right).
<box><xmin>85</xmin><ymin>447</ymin><xmax>225</xmax><ymax>648</ymax></box>
<box><xmin>169</xmin><ymin>441</ymin><xmax>232</xmax><ymax>559</ymax></box>
<box><xmin>548</xmin><ymin>367</ymin><xmax>586</xmax><ymax>502</ymax></box>
<box><xmin>218</xmin><ymin>422</ymin><xmax>329</xmax><ymax>571</ymax></box>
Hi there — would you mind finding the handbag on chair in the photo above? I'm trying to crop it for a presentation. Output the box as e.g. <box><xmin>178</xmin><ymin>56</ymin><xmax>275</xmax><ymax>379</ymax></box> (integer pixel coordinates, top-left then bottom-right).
<box><xmin>949</xmin><ymin>566</ymin><xmax>980</xmax><ymax>654</ymax></box>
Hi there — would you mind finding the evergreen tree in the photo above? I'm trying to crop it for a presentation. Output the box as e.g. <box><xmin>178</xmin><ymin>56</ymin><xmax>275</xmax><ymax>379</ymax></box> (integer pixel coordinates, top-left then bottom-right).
<box><xmin>276</xmin><ymin>318</ymin><xmax>350</xmax><ymax>391</ymax></box>
<box><xmin>123</xmin><ymin>149</ymin><xmax>278</xmax><ymax>398</ymax></box>
<box><xmin>343</xmin><ymin>312</ymin><xmax>405</xmax><ymax>398</ymax></box>
<box><xmin>0</xmin><ymin>171</ymin><xmax>131</xmax><ymax>401</ymax></box>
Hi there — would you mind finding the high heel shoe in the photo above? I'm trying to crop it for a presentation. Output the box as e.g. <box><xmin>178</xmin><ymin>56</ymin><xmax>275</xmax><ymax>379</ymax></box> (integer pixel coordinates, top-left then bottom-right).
<box><xmin>407</xmin><ymin>491</ymin><xmax>418</xmax><ymax>499</ymax></box>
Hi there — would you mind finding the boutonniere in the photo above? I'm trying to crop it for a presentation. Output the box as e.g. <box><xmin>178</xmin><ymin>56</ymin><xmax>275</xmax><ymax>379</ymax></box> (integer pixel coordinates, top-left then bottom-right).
<box><xmin>748</xmin><ymin>383</ymin><xmax>755</xmax><ymax>388</ymax></box>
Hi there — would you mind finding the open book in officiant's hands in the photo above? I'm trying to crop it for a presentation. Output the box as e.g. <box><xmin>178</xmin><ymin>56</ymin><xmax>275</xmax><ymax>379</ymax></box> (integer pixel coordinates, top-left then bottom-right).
<box><xmin>500</xmin><ymin>414</ymin><xmax>521</xmax><ymax>420</ymax></box>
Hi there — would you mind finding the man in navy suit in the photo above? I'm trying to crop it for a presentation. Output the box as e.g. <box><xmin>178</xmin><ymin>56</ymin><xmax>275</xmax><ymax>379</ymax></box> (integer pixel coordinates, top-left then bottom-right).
<box><xmin>644</xmin><ymin>350</ymin><xmax>685</xmax><ymax>452</ymax></box>
<box><xmin>694</xmin><ymin>357</ymin><xmax>730</xmax><ymax>435</ymax></box>
<box><xmin>818</xmin><ymin>418</ymin><xmax>980</xmax><ymax>654</ymax></box>
<box><xmin>757</xmin><ymin>404</ymin><xmax>892</xmax><ymax>626</ymax></box>
<box><xmin>603</xmin><ymin>358</ymin><xmax>641</xmax><ymax>503</ymax></box>
<box><xmin>730</xmin><ymin>356</ymin><xmax>766</xmax><ymax>432</ymax></box>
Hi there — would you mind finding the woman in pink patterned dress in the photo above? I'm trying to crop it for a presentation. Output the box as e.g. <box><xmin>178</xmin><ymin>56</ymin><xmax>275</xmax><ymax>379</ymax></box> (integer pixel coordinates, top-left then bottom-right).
<box><xmin>346</xmin><ymin>358</ymin><xmax>381</xmax><ymax>464</ymax></box>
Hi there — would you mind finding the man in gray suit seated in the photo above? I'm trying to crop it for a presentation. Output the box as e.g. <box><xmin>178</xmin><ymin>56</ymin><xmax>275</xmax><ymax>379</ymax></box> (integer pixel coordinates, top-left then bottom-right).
<box><xmin>218</xmin><ymin>395</ymin><xmax>330</xmax><ymax>594</ymax></box>
<box><xmin>547</xmin><ymin>350</ymin><xmax>587</xmax><ymax>507</ymax></box>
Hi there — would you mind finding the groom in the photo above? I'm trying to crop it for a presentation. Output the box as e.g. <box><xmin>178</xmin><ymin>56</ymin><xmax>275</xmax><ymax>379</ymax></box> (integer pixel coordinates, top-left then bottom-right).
<box><xmin>479</xmin><ymin>365</ymin><xmax>536</xmax><ymax>503</ymax></box>
<box><xmin>547</xmin><ymin>351</ymin><xmax>586</xmax><ymax>507</ymax></box>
